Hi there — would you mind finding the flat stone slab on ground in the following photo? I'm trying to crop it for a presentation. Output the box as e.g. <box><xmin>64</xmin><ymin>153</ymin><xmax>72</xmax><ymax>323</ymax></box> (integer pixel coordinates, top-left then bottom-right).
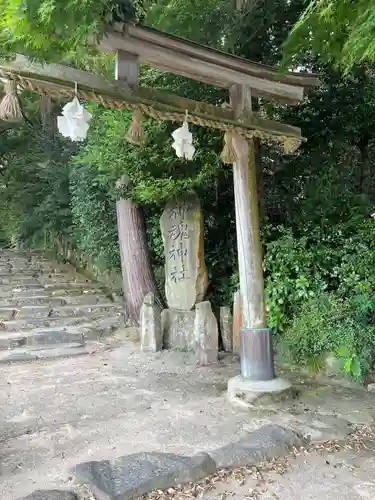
<box><xmin>0</xmin><ymin>343</ymin><xmax>89</xmax><ymax>363</ymax></box>
<box><xmin>73</xmin><ymin>452</ymin><xmax>216</xmax><ymax>500</ymax></box>
<box><xmin>21</xmin><ymin>491</ymin><xmax>78</xmax><ymax>500</ymax></box>
<box><xmin>280</xmin><ymin>413</ymin><xmax>353</xmax><ymax>444</ymax></box>
<box><xmin>210</xmin><ymin>424</ymin><xmax>304</xmax><ymax>469</ymax></box>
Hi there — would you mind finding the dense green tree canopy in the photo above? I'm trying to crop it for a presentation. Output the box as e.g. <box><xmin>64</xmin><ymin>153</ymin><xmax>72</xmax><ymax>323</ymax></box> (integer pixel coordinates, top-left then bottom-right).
<box><xmin>0</xmin><ymin>0</ymin><xmax>145</xmax><ymax>60</ymax></box>
<box><xmin>284</xmin><ymin>0</ymin><xmax>375</xmax><ymax>71</ymax></box>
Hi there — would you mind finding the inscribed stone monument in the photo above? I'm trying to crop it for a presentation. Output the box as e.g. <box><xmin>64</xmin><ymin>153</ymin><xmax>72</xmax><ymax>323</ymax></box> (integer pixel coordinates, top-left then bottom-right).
<box><xmin>220</xmin><ymin>306</ymin><xmax>233</xmax><ymax>352</ymax></box>
<box><xmin>160</xmin><ymin>194</ymin><xmax>208</xmax><ymax>311</ymax></box>
<box><xmin>140</xmin><ymin>293</ymin><xmax>162</xmax><ymax>352</ymax></box>
<box><xmin>232</xmin><ymin>290</ymin><xmax>242</xmax><ymax>355</ymax></box>
<box><xmin>194</xmin><ymin>301</ymin><xmax>218</xmax><ymax>365</ymax></box>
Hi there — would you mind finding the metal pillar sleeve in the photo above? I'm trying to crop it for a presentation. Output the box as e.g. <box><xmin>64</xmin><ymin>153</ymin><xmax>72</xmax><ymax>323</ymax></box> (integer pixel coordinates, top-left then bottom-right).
<box><xmin>240</xmin><ymin>327</ymin><xmax>275</xmax><ymax>381</ymax></box>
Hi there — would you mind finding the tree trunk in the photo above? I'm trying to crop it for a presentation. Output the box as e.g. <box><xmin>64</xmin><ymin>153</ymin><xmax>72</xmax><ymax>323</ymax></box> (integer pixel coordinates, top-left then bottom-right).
<box><xmin>116</xmin><ymin>198</ymin><xmax>163</xmax><ymax>326</ymax></box>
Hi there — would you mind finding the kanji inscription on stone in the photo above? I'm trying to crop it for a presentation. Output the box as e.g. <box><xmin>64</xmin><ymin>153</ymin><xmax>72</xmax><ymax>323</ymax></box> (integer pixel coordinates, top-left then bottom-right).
<box><xmin>160</xmin><ymin>193</ymin><xmax>208</xmax><ymax>310</ymax></box>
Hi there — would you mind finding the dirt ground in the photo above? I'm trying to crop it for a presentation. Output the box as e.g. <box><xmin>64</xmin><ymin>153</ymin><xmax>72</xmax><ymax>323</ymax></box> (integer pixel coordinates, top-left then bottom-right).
<box><xmin>198</xmin><ymin>429</ymin><xmax>375</xmax><ymax>499</ymax></box>
<box><xmin>1</xmin><ymin>338</ymin><xmax>375</xmax><ymax>499</ymax></box>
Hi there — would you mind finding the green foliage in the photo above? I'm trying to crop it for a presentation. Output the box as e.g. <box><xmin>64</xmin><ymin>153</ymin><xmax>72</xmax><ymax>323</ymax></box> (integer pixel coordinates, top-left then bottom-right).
<box><xmin>264</xmin><ymin>227</ymin><xmax>322</xmax><ymax>330</ymax></box>
<box><xmin>268</xmin><ymin>216</ymin><xmax>375</xmax><ymax>381</ymax></box>
<box><xmin>284</xmin><ymin>0</ymin><xmax>375</xmax><ymax>71</ymax></box>
<box><xmin>69</xmin><ymin>161</ymin><xmax>120</xmax><ymax>273</ymax></box>
<box><xmin>280</xmin><ymin>291</ymin><xmax>375</xmax><ymax>383</ymax></box>
<box><xmin>146</xmin><ymin>0</ymin><xmax>237</xmax><ymax>48</ymax></box>
<box><xmin>0</xmin><ymin>0</ymin><xmax>144</xmax><ymax>60</ymax></box>
<box><xmin>0</xmin><ymin>120</ymin><xmax>77</xmax><ymax>248</ymax></box>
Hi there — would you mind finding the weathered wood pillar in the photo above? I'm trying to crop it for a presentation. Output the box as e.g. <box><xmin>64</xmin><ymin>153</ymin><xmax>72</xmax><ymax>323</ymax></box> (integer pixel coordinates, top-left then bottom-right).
<box><xmin>230</xmin><ymin>84</ymin><xmax>274</xmax><ymax>381</ymax></box>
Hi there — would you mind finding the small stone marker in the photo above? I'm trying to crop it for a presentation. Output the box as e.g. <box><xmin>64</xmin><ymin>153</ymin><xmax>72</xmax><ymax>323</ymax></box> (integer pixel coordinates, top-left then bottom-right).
<box><xmin>220</xmin><ymin>306</ymin><xmax>233</xmax><ymax>352</ymax></box>
<box><xmin>162</xmin><ymin>309</ymin><xmax>196</xmax><ymax>350</ymax></box>
<box><xmin>160</xmin><ymin>193</ymin><xmax>208</xmax><ymax>311</ymax></box>
<box><xmin>232</xmin><ymin>290</ymin><xmax>242</xmax><ymax>354</ymax></box>
<box><xmin>194</xmin><ymin>301</ymin><xmax>218</xmax><ymax>365</ymax></box>
<box><xmin>140</xmin><ymin>292</ymin><xmax>162</xmax><ymax>352</ymax></box>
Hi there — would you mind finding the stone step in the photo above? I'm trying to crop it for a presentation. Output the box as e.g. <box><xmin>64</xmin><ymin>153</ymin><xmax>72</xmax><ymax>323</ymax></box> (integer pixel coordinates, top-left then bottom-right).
<box><xmin>0</xmin><ymin>277</ymin><xmax>41</xmax><ymax>286</ymax></box>
<box><xmin>0</xmin><ymin>283</ymin><xmax>47</xmax><ymax>291</ymax></box>
<box><xmin>27</xmin><ymin>329</ymin><xmax>85</xmax><ymax>347</ymax></box>
<box><xmin>0</xmin><ymin>316</ymin><xmax>88</xmax><ymax>331</ymax></box>
<box><xmin>83</xmin><ymin>316</ymin><xmax>124</xmax><ymax>340</ymax></box>
<box><xmin>0</xmin><ymin>328</ymin><xmax>85</xmax><ymax>349</ymax></box>
<box><xmin>0</xmin><ymin>315</ymin><xmax>122</xmax><ymax>337</ymax></box>
<box><xmin>0</xmin><ymin>286</ymin><xmax>104</xmax><ymax>302</ymax></box>
<box><xmin>2</xmin><ymin>265</ymin><xmax>73</xmax><ymax>273</ymax></box>
<box><xmin>56</xmin><ymin>294</ymin><xmax>112</xmax><ymax>305</ymax></box>
<box><xmin>0</xmin><ymin>277</ymin><xmax>91</xmax><ymax>287</ymax></box>
<box><xmin>0</xmin><ymin>312</ymin><xmax>122</xmax><ymax>331</ymax></box>
<box><xmin>0</xmin><ymin>270</ymin><xmax>63</xmax><ymax>277</ymax></box>
<box><xmin>0</xmin><ymin>303</ymin><xmax>122</xmax><ymax>320</ymax></box>
<box><xmin>0</xmin><ymin>343</ymin><xmax>90</xmax><ymax>363</ymax></box>
<box><xmin>0</xmin><ymin>288</ymin><xmax>46</xmax><ymax>299</ymax></box>
<box><xmin>0</xmin><ymin>285</ymin><xmax>101</xmax><ymax>298</ymax></box>
<box><xmin>0</xmin><ymin>332</ymin><xmax>27</xmax><ymax>349</ymax></box>
<box><xmin>0</xmin><ymin>296</ymin><xmax>68</xmax><ymax>307</ymax></box>
<box><xmin>44</xmin><ymin>282</ymin><xmax>100</xmax><ymax>290</ymax></box>
<box><xmin>0</xmin><ymin>294</ymin><xmax>109</xmax><ymax>307</ymax></box>
<box><xmin>0</xmin><ymin>250</ymin><xmax>123</xmax><ymax>352</ymax></box>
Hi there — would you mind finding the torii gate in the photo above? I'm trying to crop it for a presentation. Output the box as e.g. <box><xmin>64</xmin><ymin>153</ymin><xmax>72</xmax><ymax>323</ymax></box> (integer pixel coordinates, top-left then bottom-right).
<box><xmin>0</xmin><ymin>23</ymin><xmax>319</xmax><ymax>402</ymax></box>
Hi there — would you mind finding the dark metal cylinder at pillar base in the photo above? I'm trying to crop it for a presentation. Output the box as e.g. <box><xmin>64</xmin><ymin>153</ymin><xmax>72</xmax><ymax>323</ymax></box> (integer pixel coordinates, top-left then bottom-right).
<box><xmin>240</xmin><ymin>328</ymin><xmax>275</xmax><ymax>381</ymax></box>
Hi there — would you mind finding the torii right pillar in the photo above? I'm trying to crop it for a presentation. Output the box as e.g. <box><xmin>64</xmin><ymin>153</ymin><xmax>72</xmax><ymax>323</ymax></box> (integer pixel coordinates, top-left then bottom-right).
<box><xmin>227</xmin><ymin>84</ymin><xmax>291</xmax><ymax>407</ymax></box>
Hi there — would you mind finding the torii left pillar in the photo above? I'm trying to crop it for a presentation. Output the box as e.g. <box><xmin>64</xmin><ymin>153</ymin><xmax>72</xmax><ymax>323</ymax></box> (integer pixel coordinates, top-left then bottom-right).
<box><xmin>227</xmin><ymin>84</ymin><xmax>291</xmax><ymax>407</ymax></box>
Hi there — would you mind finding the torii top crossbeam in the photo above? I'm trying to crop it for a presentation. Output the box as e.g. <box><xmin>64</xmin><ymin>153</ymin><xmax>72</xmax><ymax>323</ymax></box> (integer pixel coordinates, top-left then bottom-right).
<box><xmin>0</xmin><ymin>23</ymin><xmax>319</xmax><ymax>154</ymax></box>
<box><xmin>101</xmin><ymin>23</ymin><xmax>319</xmax><ymax>104</ymax></box>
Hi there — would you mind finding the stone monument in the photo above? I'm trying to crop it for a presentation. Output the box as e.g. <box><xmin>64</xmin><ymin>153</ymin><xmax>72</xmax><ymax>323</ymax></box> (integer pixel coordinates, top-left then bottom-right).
<box><xmin>140</xmin><ymin>292</ymin><xmax>162</xmax><ymax>352</ymax></box>
<box><xmin>220</xmin><ymin>306</ymin><xmax>233</xmax><ymax>352</ymax></box>
<box><xmin>160</xmin><ymin>193</ymin><xmax>208</xmax><ymax>350</ymax></box>
<box><xmin>194</xmin><ymin>301</ymin><xmax>218</xmax><ymax>365</ymax></box>
<box><xmin>160</xmin><ymin>193</ymin><xmax>208</xmax><ymax>310</ymax></box>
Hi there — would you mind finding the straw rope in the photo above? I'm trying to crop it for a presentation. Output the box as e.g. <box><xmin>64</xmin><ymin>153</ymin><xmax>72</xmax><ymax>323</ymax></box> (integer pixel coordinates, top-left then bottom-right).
<box><xmin>0</xmin><ymin>70</ymin><xmax>303</xmax><ymax>154</ymax></box>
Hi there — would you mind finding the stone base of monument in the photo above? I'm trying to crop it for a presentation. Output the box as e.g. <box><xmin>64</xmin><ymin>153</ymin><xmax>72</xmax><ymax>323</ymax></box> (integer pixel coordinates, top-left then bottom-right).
<box><xmin>162</xmin><ymin>309</ymin><xmax>196</xmax><ymax>351</ymax></box>
<box><xmin>227</xmin><ymin>375</ymin><xmax>293</xmax><ymax>408</ymax></box>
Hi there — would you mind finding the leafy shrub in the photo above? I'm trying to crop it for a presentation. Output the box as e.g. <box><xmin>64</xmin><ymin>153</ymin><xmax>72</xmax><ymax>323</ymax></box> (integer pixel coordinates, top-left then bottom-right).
<box><xmin>264</xmin><ymin>226</ymin><xmax>324</xmax><ymax>330</ymax></box>
<box><xmin>279</xmin><ymin>291</ymin><xmax>375</xmax><ymax>382</ymax></box>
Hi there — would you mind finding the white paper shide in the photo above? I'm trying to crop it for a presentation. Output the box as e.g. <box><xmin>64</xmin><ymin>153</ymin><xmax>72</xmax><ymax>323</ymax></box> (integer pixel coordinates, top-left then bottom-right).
<box><xmin>57</xmin><ymin>97</ymin><xmax>92</xmax><ymax>142</ymax></box>
<box><xmin>171</xmin><ymin>119</ymin><xmax>195</xmax><ymax>160</ymax></box>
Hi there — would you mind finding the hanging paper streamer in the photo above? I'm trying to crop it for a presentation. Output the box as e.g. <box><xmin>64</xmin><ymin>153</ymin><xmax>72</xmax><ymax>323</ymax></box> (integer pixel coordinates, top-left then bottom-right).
<box><xmin>57</xmin><ymin>84</ymin><xmax>92</xmax><ymax>142</ymax></box>
<box><xmin>171</xmin><ymin>111</ymin><xmax>195</xmax><ymax>160</ymax></box>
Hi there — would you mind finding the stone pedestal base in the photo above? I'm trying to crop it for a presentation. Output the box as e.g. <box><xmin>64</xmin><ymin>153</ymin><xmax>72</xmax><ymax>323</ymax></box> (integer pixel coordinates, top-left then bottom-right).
<box><xmin>162</xmin><ymin>309</ymin><xmax>196</xmax><ymax>351</ymax></box>
<box><xmin>227</xmin><ymin>375</ymin><xmax>292</xmax><ymax>408</ymax></box>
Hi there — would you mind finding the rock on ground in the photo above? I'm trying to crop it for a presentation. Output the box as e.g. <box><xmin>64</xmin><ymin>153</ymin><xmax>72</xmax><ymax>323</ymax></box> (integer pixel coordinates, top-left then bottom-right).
<box><xmin>74</xmin><ymin>452</ymin><xmax>216</xmax><ymax>500</ymax></box>
<box><xmin>21</xmin><ymin>491</ymin><xmax>78</xmax><ymax>500</ymax></box>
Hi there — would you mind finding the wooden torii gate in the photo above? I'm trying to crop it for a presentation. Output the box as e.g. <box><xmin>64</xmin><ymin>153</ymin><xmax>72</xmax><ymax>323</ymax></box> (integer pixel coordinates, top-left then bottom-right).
<box><xmin>0</xmin><ymin>23</ymin><xmax>319</xmax><ymax>397</ymax></box>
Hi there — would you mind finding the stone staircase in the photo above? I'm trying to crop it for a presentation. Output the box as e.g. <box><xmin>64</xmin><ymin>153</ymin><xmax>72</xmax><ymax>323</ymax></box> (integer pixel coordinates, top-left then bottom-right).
<box><xmin>0</xmin><ymin>248</ymin><xmax>124</xmax><ymax>362</ymax></box>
